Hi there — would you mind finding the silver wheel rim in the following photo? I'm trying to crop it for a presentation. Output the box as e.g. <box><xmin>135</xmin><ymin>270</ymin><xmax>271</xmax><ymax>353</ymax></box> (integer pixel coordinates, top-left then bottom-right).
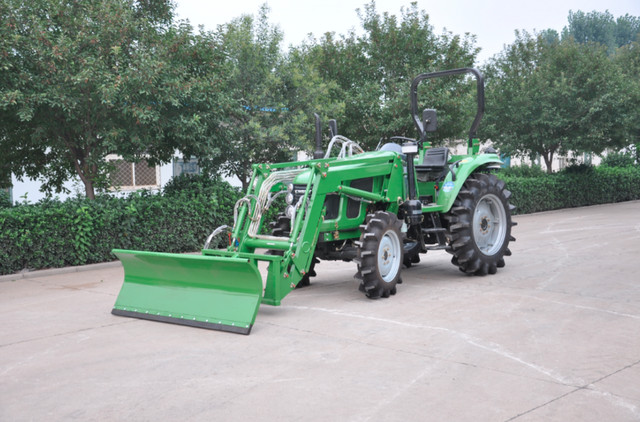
<box><xmin>377</xmin><ymin>230</ymin><xmax>401</xmax><ymax>283</ymax></box>
<box><xmin>473</xmin><ymin>193</ymin><xmax>507</xmax><ymax>256</ymax></box>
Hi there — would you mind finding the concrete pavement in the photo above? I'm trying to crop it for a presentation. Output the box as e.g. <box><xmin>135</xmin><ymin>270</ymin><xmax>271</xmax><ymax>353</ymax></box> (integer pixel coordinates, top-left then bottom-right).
<box><xmin>1</xmin><ymin>201</ymin><xmax>639</xmax><ymax>421</ymax></box>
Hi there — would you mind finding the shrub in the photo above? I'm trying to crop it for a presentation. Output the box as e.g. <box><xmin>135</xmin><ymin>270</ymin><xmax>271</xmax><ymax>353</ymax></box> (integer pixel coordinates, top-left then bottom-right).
<box><xmin>0</xmin><ymin>176</ymin><xmax>241</xmax><ymax>275</ymax></box>
<box><xmin>0</xmin><ymin>190</ymin><xmax>11</xmax><ymax>209</ymax></box>
<box><xmin>3</xmin><ymin>168</ymin><xmax>640</xmax><ymax>275</ymax></box>
<box><xmin>501</xmin><ymin>166</ymin><xmax>640</xmax><ymax>214</ymax></box>
<box><xmin>501</xmin><ymin>164</ymin><xmax>547</xmax><ymax>178</ymax></box>
<box><xmin>559</xmin><ymin>162</ymin><xmax>595</xmax><ymax>175</ymax></box>
<box><xmin>600</xmin><ymin>151</ymin><xmax>636</xmax><ymax>168</ymax></box>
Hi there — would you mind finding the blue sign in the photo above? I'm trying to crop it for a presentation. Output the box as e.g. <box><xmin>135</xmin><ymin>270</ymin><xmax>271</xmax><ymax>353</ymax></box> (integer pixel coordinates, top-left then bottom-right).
<box><xmin>173</xmin><ymin>158</ymin><xmax>201</xmax><ymax>177</ymax></box>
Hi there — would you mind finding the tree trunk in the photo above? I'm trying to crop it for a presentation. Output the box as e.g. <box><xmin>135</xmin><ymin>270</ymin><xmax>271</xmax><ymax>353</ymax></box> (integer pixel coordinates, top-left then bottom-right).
<box><xmin>65</xmin><ymin>138</ymin><xmax>98</xmax><ymax>200</ymax></box>
<box><xmin>542</xmin><ymin>146</ymin><xmax>557</xmax><ymax>174</ymax></box>
<box><xmin>239</xmin><ymin>163</ymin><xmax>250</xmax><ymax>192</ymax></box>
<box><xmin>240</xmin><ymin>176</ymin><xmax>249</xmax><ymax>192</ymax></box>
<box><xmin>542</xmin><ymin>153</ymin><xmax>553</xmax><ymax>174</ymax></box>
<box><xmin>83</xmin><ymin>178</ymin><xmax>96</xmax><ymax>200</ymax></box>
<box><xmin>73</xmin><ymin>163</ymin><xmax>96</xmax><ymax>200</ymax></box>
<box><xmin>68</xmin><ymin>149</ymin><xmax>96</xmax><ymax>200</ymax></box>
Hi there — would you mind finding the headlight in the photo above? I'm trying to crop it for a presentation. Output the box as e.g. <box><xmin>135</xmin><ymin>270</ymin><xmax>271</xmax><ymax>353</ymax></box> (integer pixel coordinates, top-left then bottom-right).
<box><xmin>287</xmin><ymin>183</ymin><xmax>294</xmax><ymax>193</ymax></box>
<box><xmin>285</xmin><ymin>192</ymin><xmax>294</xmax><ymax>204</ymax></box>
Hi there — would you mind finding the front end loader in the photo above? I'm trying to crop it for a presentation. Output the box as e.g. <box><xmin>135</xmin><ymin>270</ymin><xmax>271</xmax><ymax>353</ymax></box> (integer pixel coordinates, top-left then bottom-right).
<box><xmin>111</xmin><ymin>67</ymin><xmax>515</xmax><ymax>334</ymax></box>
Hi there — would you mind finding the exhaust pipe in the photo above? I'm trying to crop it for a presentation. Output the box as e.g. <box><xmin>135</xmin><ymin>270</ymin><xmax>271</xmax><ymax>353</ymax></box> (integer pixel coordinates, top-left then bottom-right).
<box><xmin>313</xmin><ymin>113</ymin><xmax>324</xmax><ymax>159</ymax></box>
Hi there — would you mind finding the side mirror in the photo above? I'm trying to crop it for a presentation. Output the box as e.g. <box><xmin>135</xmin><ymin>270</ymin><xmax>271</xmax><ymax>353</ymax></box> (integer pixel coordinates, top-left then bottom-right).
<box><xmin>422</xmin><ymin>109</ymin><xmax>437</xmax><ymax>133</ymax></box>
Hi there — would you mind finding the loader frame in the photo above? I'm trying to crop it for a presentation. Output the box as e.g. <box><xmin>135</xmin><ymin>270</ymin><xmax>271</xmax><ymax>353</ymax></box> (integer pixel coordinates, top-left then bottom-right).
<box><xmin>203</xmin><ymin>150</ymin><xmax>406</xmax><ymax>306</ymax></box>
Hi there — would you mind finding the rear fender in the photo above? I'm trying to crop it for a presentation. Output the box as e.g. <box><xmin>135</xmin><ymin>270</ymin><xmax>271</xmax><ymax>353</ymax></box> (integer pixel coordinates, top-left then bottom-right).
<box><xmin>437</xmin><ymin>154</ymin><xmax>503</xmax><ymax>213</ymax></box>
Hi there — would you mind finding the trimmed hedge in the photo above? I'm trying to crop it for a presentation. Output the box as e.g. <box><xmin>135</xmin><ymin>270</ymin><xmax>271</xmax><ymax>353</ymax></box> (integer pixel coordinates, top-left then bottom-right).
<box><xmin>0</xmin><ymin>175</ymin><xmax>241</xmax><ymax>275</ymax></box>
<box><xmin>2</xmin><ymin>167</ymin><xmax>640</xmax><ymax>275</ymax></box>
<box><xmin>0</xmin><ymin>190</ymin><xmax>11</xmax><ymax>209</ymax></box>
<box><xmin>503</xmin><ymin>165</ymin><xmax>640</xmax><ymax>214</ymax></box>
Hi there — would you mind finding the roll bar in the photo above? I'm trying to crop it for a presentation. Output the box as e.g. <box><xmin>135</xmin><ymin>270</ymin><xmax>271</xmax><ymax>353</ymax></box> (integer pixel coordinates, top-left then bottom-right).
<box><xmin>410</xmin><ymin>67</ymin><xmax>485</xmax><ymax>146</ymax></box>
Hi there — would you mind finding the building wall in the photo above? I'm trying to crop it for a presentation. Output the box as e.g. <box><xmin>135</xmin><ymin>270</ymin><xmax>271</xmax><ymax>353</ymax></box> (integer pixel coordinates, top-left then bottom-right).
<box><xmin>10</xmin><ymin>174</ymin><xmax>78</xmax><ymax>204</ymax></box>
<box><xmin>10</xmin><ymin>157</ymin><xmax>241</xmax><ymax>205</ymax></box>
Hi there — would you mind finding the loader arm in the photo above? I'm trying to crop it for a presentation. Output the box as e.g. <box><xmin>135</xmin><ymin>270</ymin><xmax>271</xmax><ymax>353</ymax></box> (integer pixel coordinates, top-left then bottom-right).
<box><xmin>112</xmin><ymin>150</ymin><xmax>405</xmax><ymax>334</ymax></box>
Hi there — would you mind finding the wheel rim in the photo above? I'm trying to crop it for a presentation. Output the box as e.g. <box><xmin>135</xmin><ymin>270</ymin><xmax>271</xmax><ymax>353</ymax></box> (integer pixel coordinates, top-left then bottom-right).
<box><xmin>377</xmin><ymin>230</ymin><xmax>401</xmax><ymax>282</ymax></box>
<box><xmin>473</xmin><ymin>193</ymin><xmax>507</xmax><ymax>256</ymax></box>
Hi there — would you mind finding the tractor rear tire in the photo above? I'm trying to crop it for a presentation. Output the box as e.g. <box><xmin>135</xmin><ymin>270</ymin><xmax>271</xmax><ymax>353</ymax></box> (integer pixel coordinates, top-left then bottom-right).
<box><xmin>447</xmin><ymin>173</ymin><xmax>515</xmax><ymax>275</ymax></box>
<box><xmin>356</xmin><ymin>211</ymin><xmax>404</xmax><ymax>298</ymax></box>
<box><xmin>268</xmin><ymin>213</ymin><xmax>317</xmax><ymax>287</ymax></box>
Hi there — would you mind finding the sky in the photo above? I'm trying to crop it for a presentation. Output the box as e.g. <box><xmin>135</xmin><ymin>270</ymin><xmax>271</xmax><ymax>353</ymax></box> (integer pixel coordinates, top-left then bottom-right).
<box><xmin>174</xmin><ymin>0</ymin><xmax>640</xmax><ymax>63</ymax></box>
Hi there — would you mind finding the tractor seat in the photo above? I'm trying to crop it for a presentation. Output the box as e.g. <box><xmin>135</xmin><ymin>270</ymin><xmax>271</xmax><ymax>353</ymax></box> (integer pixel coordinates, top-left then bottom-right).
<box><xmin>415</xmin><ymin>147</ymin><xmax>449</xmax><ymax>181</ymax></box>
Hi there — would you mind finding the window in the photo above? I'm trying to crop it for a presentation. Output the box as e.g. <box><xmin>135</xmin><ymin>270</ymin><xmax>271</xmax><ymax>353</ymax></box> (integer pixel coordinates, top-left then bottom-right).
<box><xmin>108</xmin><ymin>157</ymin><xmax>160</xmax><ymax>190</ymax></box>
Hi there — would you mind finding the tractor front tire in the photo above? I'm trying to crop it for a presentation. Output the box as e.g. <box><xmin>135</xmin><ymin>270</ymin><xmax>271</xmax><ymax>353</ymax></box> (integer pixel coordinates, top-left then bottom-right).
<box><xmin>356</xmin><ymin>211</ymin><xmax>404</xmax><ymax>298</ymax></box>
<box><xmin>447</xmin><ymin>173</ymin><xmax>515</xmax><ymax>275</ymax></box>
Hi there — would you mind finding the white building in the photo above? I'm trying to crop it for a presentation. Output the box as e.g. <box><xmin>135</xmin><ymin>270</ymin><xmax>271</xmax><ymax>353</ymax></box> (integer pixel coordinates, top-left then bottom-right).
<box><xmin>8</xmin><ymin>155</ymin><xmax>241</xmax><ymax>205</ymax></box>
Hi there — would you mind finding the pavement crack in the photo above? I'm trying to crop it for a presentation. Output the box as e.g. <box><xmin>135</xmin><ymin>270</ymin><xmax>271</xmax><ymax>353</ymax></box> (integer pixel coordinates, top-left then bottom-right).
<box><xmin>588</xmin><ymin>357</ymin><xmax>640</xmax><ymax>386</ymax></box>
<box><xmin>505</xmin><ymin>358</ymin><xmax>640</xmax><ymax>421</ymax></box>
<box><xmin>504</xmin><ymin>388</ymin><xmax>581</xmax><ymax>422</ymax></box>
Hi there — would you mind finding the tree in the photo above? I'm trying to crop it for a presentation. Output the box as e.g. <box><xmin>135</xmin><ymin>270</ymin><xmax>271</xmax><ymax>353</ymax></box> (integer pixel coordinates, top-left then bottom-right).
<box><xmin>0</xmin><ymin>0</ymin><xmax>228</xmax><ymax>199</ymax></box>
<box><xmin>614</xmin><ymin>38</ymin><xmax>640</xmax><ymax>161</ymax></box>
<box><xmin>301</xmin><ymin>1</ymin><xmax>480</xmax><ymax>149</ymax></box>
<box><xmin>212</xmin><ymin>7</ymin><xmax>288</xmax><ymax>190</ymax></box>
<box><xmin>213</xmin><ymin>5</ymin><xmax>342</xmax><ymax>189</ymax></box>
<box><xmin>563</xmin><ymin>10</ymin><xmax>640</xmax><ymax>54</ymax></box>
<box><xmin>277</xmin><ymin>46</ymin><xmax>345</xmax><ymax>156</ymax></box>
<box><xmin>483</xmin><ymin>31</ymin><xmax>631</xmax><ymax>173</ymax></box>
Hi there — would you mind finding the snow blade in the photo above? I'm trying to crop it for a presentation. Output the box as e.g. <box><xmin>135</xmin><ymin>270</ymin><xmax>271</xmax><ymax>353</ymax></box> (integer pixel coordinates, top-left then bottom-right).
<box><xmin>111</xmin><ymin>250</ymin><xmax>263</xmax><ymax>335</ymax></box>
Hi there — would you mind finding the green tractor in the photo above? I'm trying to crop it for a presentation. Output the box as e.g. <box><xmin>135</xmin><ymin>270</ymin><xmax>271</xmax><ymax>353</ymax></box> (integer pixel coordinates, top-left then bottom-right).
<box><xmin>111</xmin><ymin>68</ymin><xmax>515</xmax><ymax>334</ymax></box>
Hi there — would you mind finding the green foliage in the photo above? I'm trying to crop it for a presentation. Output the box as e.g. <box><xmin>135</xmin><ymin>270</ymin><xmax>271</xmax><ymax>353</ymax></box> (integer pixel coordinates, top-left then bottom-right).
<box><xmin>501</xmin><ymin>164</ymin><xmax>547</xmax><ymax>178</ymax></box>
<box><xmin>211</xmin><ymin>6</ymin><xmax>342</xmax><ymax>189</ymax></box>
<box><xmin>0</xmin><ymin>190</ymin><xmax>11</xmax><ymax>208</ymax></box>
<box><xmin>300</xmin><ymin>2</ymin><xmax>479</xmax><ymax>148</ymax></box>
<box><xmin>614</xmin><ymin>44</ymin><xmax>640</xmax><ymax>150</ymax></box>
<box><xmin>163</xmin><ymin>173</ymin><xmax>240</xmax><ymax>200</ymax></box>
<box><xmin>0</xmin><ymin>177</ymin><xmax>240</xmax><ymax>275</ymax></box>
<box><xmin>558</xmin><ymin>162</ymin><xmax>594</xmax><ymax>175</ymax></box>
<box><xmin>563</xmin><ymin>10</ymin><xmax>640</xmax><ymax>54</ymax></box>
<box><xmin>4</xmin><ymin>166</ymin><xmax>640</xmax><ymax>275</ymax></box>
<box><xmin>0</xmin><ymin>0</ymin><xmax>228</xmax><ymax>199</ymax></box>
<box><xmin>483</xmin><ymin>31</ymin><xmax>634</xmax><ymax>173</ymax></box>
<box><xmin>502</xmin><ymin>166</ymin><xmax>640</xmax><ymax>214</ymax></box>
<box><xmin>601</xmin><ymin>151</ymin><xmax>637</xmax><ymax>168</ymax></box>
<box><xmin>73</xmin><ymin>205</ymin><xmax>94</xmax><ymax>264</ymax></box>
